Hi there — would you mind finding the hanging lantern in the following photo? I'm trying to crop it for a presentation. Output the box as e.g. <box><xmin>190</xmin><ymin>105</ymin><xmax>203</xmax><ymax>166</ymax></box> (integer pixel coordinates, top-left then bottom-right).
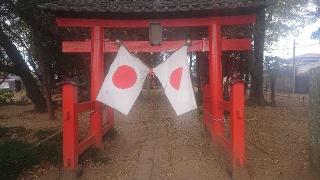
<box><xmin>149</xmin><ymin>22</ymin><xmax>162</xmax><ymax>46</ymax></box>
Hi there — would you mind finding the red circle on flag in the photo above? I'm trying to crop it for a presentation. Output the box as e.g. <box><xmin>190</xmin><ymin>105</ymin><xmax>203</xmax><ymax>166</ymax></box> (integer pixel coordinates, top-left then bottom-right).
<box><xmin>169</xmin><ymin>67</ymin><xmax>183</xmax><ymax>90</ymax></box>
<box><xmin>112</xmin><ymin>65</ymin><xmax>137</xmax><ymax>89</ymax></box>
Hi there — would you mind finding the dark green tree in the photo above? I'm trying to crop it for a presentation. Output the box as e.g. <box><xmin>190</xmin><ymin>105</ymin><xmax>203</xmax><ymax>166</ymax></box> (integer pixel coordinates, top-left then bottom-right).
<box><xmin>248</xmin><ymin>0</ymin><xmax>317</xmax><ymax>105</ymax></box>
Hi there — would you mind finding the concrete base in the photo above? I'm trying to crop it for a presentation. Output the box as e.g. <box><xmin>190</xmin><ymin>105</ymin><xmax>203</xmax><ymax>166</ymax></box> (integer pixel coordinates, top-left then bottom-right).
<box><xmin>60</xmin><ymin>167</ymin><xmax>83</xmax><ymax>180</ymax></box>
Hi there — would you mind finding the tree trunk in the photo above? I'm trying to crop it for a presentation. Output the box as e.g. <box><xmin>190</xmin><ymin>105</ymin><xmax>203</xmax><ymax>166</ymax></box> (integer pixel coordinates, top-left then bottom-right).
<box><xmin>248</xmin><ymin>8</ymin><xmax>266</xmax><ymax>106</ymax></box>
<box><xmin>0</xmin><ymin>28</ymin><xmax>47</xmax><ymax>112</ymax></box>
<box><xmin>195</xmin><ymin>52</ymin><xmax>208</xmax><ymax>106</ymax></box>
<box><xmin>270</xmin><ymin>71</ymin><xmax>276</xmax><ymax>106</ymax></box>
<box><xmin>32</xmin><ymin>30</ymin><xmax>56</xmax><ymax>120</ymax></box>
<box><xmin>44</xmin><ymin>69</ymin><xmax>55</xmax><ymax>120</ymax></box>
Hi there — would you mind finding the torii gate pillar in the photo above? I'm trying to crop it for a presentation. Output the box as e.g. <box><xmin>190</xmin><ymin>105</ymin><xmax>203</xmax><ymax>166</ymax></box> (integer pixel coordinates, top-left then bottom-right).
<box><xmin>90</xmin><ymin>26</ymin><xmax>104</xmax><ymax>148</ymax></box>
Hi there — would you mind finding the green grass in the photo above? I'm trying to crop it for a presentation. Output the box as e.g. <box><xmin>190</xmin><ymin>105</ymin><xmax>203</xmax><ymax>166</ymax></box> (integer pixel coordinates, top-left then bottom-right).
<box><xmin>34</xmin><ymin>129</ymin><xmax>62</xmax><ymax>166</ymax></box>
<box><xmin>0</xmin><ymin>128</ymin><xmax>62</xmax><ymax>179</ymax></box>
<box><xmin>0</xmin><ymin>140</ymin><xmax>40</xmax><ymax>180</ymax></box>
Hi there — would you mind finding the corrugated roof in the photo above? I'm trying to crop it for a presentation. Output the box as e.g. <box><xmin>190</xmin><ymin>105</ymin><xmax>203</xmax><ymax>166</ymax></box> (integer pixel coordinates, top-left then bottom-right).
<box><xmin>39</xmin><ymin>0</ymin><xmax>265</xmax><ymax>18</ymax></box>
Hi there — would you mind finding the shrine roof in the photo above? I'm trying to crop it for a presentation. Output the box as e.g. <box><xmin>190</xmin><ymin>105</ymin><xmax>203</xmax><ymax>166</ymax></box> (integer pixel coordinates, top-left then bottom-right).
<box><xmin>39</xmin><ymin>0</ymin><xmax>265</xmax><ymax>19</ymax></box>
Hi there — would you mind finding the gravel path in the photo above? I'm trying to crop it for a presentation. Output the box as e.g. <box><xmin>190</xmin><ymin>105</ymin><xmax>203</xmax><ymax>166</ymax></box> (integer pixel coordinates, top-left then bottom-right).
<box><xmin>79</xmin><ymin>89</ymin><xmax>230</xmax><ymax>180</ymax></box>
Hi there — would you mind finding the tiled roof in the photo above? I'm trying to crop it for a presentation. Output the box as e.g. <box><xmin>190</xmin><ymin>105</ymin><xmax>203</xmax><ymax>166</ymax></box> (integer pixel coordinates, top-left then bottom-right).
<box><xmin>39</xmin><ymin>0</ymin><xmax>265</xmax><ymax>18</ymax></box>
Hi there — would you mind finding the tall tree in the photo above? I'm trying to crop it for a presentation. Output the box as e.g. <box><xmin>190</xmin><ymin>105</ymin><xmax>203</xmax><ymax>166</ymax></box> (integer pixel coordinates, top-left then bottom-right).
<box><xmin>0</xmin><ymin>28</ymin><xmax>47</xmax><ymax>112</ymax></box>
<box><xmin>248</xmin><ymin>0</ymin><xmax>317</xmax><ymax>105</ymax></box>
<box><xmin>0</xmin><ymin>0</ymin><xmax>58</xmax><ymax>115</ymax></box>
<box><xmin>264</xmin><ymin>56</ymin><xmax>283</xmax><ymax>106</ymax></box>
<box><xmin>249</xmin><ymin>8</ymin><xmax>266</xmax><ymax>105</ymax></box>
<box><xmin>312</xmin><ymin>28</ymin><xmax>320</xmax><ymax>39</ymax></box>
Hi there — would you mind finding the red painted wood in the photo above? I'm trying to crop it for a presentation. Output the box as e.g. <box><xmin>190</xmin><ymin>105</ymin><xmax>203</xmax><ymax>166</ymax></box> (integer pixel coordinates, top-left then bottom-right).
<box><xmin>62</xmin><ymin>40</ymin><xmax>208</xmax><ymax>53</ymax></box>
<box><xmin>57</xmin><ymin>15</ymin><xmax>256</xmax><ymax>27</ymax></box>
<box><xmin>62</xmin><ymin>83</ymin><xmax>78</xmax><ymax>170</ymax></box>
<box><xmin>208</xmin><ymin>23</ymin><xmax>224</xmax><ymax>137</ymax></box>
<box><xmin>230</xmin><ymin>81</ymin><xmax>245</xmax><ymax>167</ymax></box>
<box><xmin>221</xmin><ymin>39</ymin><xmax>252</xmax><ymax>51</ymax></box>
<box><xmin>62</xmin><ymin>39</ymin><xmax>252</xmax><ymax>53</ymax></box>
<box><xmin>105</xmin><ymin>107</ymin><xmax>114</xmax><ymax>133</ymax></box>
<box><xmin>102</xmin><ymin>121</ymin><xmax>114</xmax><ymax>135</ymax></box>
<box><xmin>62</xmin><ymin>41</ymin><xmax>91</xmax><ymax>52</ymax></box>
<box><xmin>90</xmin><ymin>26</ymin><xmax>104</xmax><ymax>149</ymax></box>
<box><xmin>216</xmin><ymin>134</ymin><xmax>231</xmax><ymax>152</ymax></box>
<box><xmin>78</xmin><ymin>135</ymin><xmax>95</xmax><ymax>155</ymax></box>
<box><xmin>76</xmin><ymin>101</ymin><xmax>95</xmax><ymax>113</ymax></box>
<box><xmin>219</xmin><ymin>100</ymin><xmax>231</xmax><ymax>111</ymax></box>
<box><xmin>217</xmin><ymin>15</ymin><xmax>256</xmax><ymax>25</ymax></box>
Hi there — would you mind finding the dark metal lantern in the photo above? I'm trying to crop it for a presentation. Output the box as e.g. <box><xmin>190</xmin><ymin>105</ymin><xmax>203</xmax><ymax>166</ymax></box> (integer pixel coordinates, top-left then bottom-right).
<box><xmin>149</xmin><ymin>22</ymin><xmax>162</xmax><ymax>46</ymax></box>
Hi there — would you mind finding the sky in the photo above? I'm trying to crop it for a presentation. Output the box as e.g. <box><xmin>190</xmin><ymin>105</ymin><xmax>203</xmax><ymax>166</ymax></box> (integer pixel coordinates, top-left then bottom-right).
<box><xmin>267</xmin><ymin>19</ymin><xmax>320</xmax><ymax>59</ymax></box>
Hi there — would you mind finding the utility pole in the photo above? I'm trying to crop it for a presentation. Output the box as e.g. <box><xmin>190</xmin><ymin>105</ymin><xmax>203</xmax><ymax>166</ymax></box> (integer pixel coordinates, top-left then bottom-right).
<box><xmin>292</xmin><ymin>39</ymin><xmax>296</xmax><ymax>94</ymax></box>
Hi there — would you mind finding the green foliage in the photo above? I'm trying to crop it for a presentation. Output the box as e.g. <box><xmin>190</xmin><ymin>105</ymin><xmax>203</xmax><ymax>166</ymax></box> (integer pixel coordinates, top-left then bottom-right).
<box><xmin>0</xmin><ymin>126</ymin><xmax>10</xmax><ymax>137</ymax></box>
<box><xmin>34</xmin><ymin>129</ymin><xmax>62</xmax><ymax>165</ymax></box>
<box><xmin>265</xmin><ymin>0</ymin><xmax>318</xmax><ymax>48</ymax></box>
<box><xmin>264</xmin><ymin>56</ymin><xmax>284</xmax><ymax>70</ymax></box>
<box><xmin>0</xmin><ymin>128</ymin><xmax>62</xmax><ymax>179</ymax></box>
<box><xmin>311</xmin><ymin>27</ymin><xmax>320</xmax><ymax>39</ymax></box>
<box><xmin>0</xmin><ymin>126</ymin><xmax>27</xmax><ymax>138</ymax></box>
<box><xmin>0</xmin><ymin>140</ymin><xmax>40</xmax><ymax>180</ymax></box>
<box><xmin>0</xmin><ymin>90</ymin><xmax>14</xmax><ymax>105</ymax></box>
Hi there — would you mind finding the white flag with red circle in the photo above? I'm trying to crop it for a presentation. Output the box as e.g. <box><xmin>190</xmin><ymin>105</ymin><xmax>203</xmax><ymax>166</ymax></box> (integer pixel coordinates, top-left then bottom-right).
<box><xmin>96</xmin><ymin>46</ymin><xmax>149</xmax><ymax>115</ymax></box>
<box><xmin>153</xmin><ymin>46</ymin><xmax>197</xmax><ymax>115</ymax></box>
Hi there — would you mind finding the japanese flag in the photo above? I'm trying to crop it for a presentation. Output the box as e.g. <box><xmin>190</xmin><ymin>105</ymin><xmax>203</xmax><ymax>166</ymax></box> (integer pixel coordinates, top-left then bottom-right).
<box><xmin>154</xmin><ymin>46</ymin><xmax>197</xmax><ymax>115</ymax></box>
<box><xmin>97</xmin><ymin>46</ymin><xmax>149</xmax><ymax>115</ymax></box>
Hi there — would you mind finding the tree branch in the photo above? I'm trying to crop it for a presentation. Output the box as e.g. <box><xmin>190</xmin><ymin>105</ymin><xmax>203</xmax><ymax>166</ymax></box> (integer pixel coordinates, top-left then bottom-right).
<box><xmin>0</xmin><ymin>63</ymin><xmax>19</xmax><ymax>75</ymax></box>
<box><xmin>0</xmin><ymin>27</ymin><xmax>28</xmax><ymax>70</ymax></box>
<box><xmin>0</xmin><ymin>73</ymin><xmax>9</xmax><ymax>85</ymax></box>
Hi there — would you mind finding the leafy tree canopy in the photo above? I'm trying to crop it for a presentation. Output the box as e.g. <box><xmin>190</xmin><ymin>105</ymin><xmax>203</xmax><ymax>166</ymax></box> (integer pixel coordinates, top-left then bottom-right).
<box><xmin>312</xmin><ymin>27</ymin><xmax>320</xmax><ymax>39</ymax></box>
<box><xmin>265</xmin><ymin>0</ymin><xmax>318</xmax><ymax>49</ymax></box>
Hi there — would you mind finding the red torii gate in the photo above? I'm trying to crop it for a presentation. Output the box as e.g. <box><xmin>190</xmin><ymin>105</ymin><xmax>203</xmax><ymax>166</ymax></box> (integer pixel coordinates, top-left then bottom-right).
<box><xmin>58</xmin><ymin>15</ymin><xmax>255</xmax><ymax>174</ymax></box>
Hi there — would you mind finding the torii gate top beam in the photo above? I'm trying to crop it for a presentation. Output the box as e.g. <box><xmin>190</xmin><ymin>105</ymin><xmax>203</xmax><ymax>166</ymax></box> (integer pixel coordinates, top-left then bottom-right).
<box><xmin>56</xmin><ymin>15</ymin><xmax>256</xmax><ymax>28</ymax></box>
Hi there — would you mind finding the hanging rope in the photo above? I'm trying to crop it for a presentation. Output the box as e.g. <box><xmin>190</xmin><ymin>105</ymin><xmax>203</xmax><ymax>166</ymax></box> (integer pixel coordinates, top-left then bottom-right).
<box><xmin>113</xmin><ymin>39</ymin><xmax>193</xmax><ymax>63</ymax></box>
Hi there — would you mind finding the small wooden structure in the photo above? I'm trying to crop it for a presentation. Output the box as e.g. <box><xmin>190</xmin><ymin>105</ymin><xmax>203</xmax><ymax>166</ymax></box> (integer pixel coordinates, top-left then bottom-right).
<box><xmin>40</xmin><ymin>0</ymin><xmax>264</xmax><ymax>176</ymax></box>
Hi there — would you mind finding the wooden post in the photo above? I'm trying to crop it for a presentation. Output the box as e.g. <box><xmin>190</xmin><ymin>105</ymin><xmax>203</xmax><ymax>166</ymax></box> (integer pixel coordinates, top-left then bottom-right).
<box><xmin>203</xmin><ymin>84</ymin><xmax>211</xmax><ymax>126</ymax></box>
<box><xmin>90</xmin><ymin>26</ymin><xmax>104</xmax><ymax>148</ymax></box>
<box><xmin>293</xmin><ymin>39</ymin><xmax>296</xmax><ymax>94</ymax></box>
<box><xmin>107</xmin><ymin>106</ymin><xmax>114</xmax><ymax>127</ymax></box>
<box><xmin>309</xmin><ymin>67</ymin><xmax>320</xmax><ymax>177</ymax></box>
<box><xmin>208</xmin><ymin>23</ymin><xmax>224</xmax><ymax>137</ymax></box>
<box><xmin>230</xmin><ymin>80</ymin><xmax>245</xmax><ymax>167</ymax></box>
<box><xmin>62</xmin><ymin>82</ymin><xmax>78</xmax><ymax>170</ymax></box>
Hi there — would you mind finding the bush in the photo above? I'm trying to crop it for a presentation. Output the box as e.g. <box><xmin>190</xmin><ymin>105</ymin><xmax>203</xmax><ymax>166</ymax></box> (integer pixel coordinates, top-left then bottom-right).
<box><xmin>0</xmin><ymin>141</ymin><xmax>40</xmax><ymax>180</ymax></box>
<box><xmin>0</xmin><ymin>90</ymin><xmax>14</xmax><ymax>105</ymax></box>
<box><xmin>34</xmin><ymin>129</ymin><xmax>62</xmax><ymax>165</ymax></box>
<box><xmin>0</xmin><ymin>126</ymin><xmax>10</xmax><ymax>137</ymax></box>
<box><xmin>0</xmin><ymin>129</ymin><xmax>62</xmax><ymax>179</ymax></box>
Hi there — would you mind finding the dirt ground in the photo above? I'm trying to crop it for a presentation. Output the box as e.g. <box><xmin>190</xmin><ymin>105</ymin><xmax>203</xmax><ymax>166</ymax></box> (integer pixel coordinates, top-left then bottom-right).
<box><xmin>0</xmin><ymin>90</ymin><xmax>316</xmax><ymax>180</ymax></box>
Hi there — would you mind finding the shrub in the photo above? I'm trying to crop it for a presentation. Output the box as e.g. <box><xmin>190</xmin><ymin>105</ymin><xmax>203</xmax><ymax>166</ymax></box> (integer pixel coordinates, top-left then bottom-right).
<box><xmin>0</xmin><ymin>129</ymin><xmax>62</xmax><ymax>179</ymax></box>
<box><xmin>0</xmin><ymin>141</ymin><xmax>40</xmax><ymax>180</ymax></box>
<box><xmin>0</xmin><ymin>90</ymin><xmax>14</xmax><ymax>105</ymax></box>
<box><xmin>0</xmin><ymin>126</ymin><xmax>10</xmax><ymax>137</ymax></box>
<box><xmin>34</xmin><ymin>129</ymin><xmax>62</xmax><ymax>166</ymax></box>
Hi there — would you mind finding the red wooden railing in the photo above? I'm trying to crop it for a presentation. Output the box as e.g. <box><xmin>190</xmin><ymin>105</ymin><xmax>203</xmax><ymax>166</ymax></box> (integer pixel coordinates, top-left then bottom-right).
<box><xmin>62</xmin><ymin>82</ymin><xmax>114</xmax><ymax>170</ymax></box>
<box><xmin>203</xmin><ymin>80</ymin><xmax>245</xmax><ymax>166</ymax></box>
